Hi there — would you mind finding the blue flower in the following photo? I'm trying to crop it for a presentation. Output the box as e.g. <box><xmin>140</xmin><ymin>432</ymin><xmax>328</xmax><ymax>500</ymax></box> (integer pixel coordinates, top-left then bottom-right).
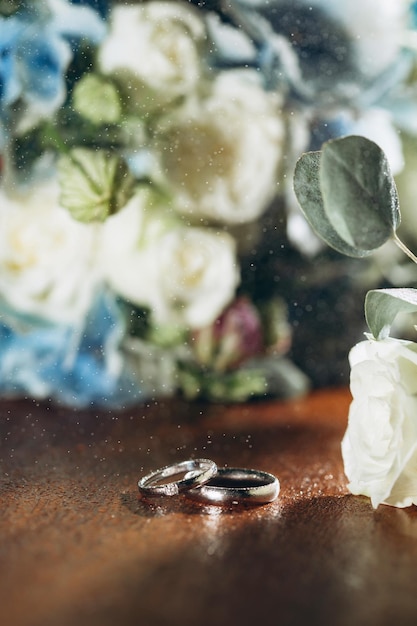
<box><xmin>69</xmin><ymin>0</ymin><xmax>110</xmax><ymax>20</ymax></box>
<box><xmin>0</xmin><ymin>290</ymin><xmax>143</xmax><ymax>408</ymax></box>
<box><xmin>309</xmin><ymin>115</ymin><xmax>353</xmax><ymax>152</ymax></box>
<box><xmin>0</xmin><ymin>1</ymin><xmax>106</xmax><ymax>116</ymax></box>
<box><xmin>410</xmin><ymin>1</ymin><xmax>417</xmax><ymax>28</ymax></box>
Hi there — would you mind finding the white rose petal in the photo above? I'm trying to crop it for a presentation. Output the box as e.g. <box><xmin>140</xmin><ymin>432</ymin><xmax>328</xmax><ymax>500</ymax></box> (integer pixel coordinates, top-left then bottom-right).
<box><xmin>98</xmin><ymin>191</ymin><xmax>240</xmax><ymax>328</ymax></box>
<box><xmin>156</xmin><ymin>227</ymin><xmax>239</xmax><ymax>328</ymax></box>
<box><xmin>206</xmin><ymin>13</ymin><xmax>257</xmax><ymax>63</ymax></box>
<box><xmin>342</xmin><ymin>337</ymin><xmax>417</xmax><ymax>508</ymax></box>
<box><xmin>0</xmin><ymin>184</ymin><xmax>99</xmax><ymax>325</ymax></box>
<box><xmin>98</xmin><ymin>2</ymin><xmax>205</xmax><ymax>111</ymax></box>
<box><xmin>153</xmin><ymin>69</ymin><xmax>285</xmax><ymax>225</ymax></box>
<box><xmin>97</xmin><ymin>189</ymin><xmax>178</xmax><ymax>305</ymax></box>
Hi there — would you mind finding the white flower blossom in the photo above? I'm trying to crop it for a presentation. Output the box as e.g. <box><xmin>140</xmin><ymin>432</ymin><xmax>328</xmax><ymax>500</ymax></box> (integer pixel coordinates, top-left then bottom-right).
<box><xmin>153</xmin><ymin>69</ymin><xmax>285</xmax><ymax>225</ymax></box>
<box><xmin>342</xmin><ymin>336</ymin><xmax>417</xmax><ymax>508</ymax></box>
<box><xmin>98</xmin><ymin>1</ymin><xmax>206</xmax><ymax>112</ymax></box>
<box><xmin>98</xmin><ymin>190</ymin><xmax>240</xmax><ymax>328</ymax></box>
<box><xmin>0</xmin><ymin>183</ymin><xmax>99</xmax><ymax>325</ymax></box>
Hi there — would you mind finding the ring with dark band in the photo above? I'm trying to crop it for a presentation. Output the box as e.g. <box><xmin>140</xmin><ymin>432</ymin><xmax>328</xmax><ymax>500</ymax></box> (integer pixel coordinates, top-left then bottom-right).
<box><xmin>185</xmin><ymin>467</ymin><xmax>280</xmax><ymax>505</ymax></box>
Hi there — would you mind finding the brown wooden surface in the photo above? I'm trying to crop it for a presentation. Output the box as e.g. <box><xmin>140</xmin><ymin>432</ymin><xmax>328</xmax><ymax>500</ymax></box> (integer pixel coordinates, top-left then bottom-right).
<box><xmin>1</xmin><ymin>388</ymin><xmax>417</xmax><ymax>626</ymax></box>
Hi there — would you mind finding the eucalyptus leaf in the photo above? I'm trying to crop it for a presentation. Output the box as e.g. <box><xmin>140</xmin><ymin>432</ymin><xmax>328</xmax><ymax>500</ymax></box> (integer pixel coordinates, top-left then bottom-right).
<box><xmin>293</xmin><ymin>150</ymin><xmax>372</xmax><ymax>257</ymax></box>
<box><xmin>58</xmin><ymin>148</ymin><xmax>135</xmax><ymax>222</ymax></box>
<box><xmin>320</xmin><ymin>135</ymin><xmax>400</xmax><ymax>250</ymax></box>
<box><xmin>365</xmin><ymin>288</ymin><xmax>417</xmax><ymax>339</ymax></box>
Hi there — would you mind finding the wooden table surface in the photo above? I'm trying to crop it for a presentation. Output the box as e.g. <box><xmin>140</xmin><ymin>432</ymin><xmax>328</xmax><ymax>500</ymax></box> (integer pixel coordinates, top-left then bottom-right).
<box><xmin>1</xmin><ymin>387</ymin><xmax>417</xmax><ymax>626</ymax></box>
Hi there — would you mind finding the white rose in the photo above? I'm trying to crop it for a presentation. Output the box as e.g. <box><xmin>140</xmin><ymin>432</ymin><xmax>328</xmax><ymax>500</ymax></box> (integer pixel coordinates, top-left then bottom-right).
<box><xmin>153</xmin><ymin>69</ymin><xmax>284</xmax><ymax>224</ymax></box>
<box><xmin>98</xmin><ymin>191</ymin><xmax>240</xmax><ymax>328</ymax></box>
<box><xmin>342</xmin><ymin>337</ymin><xmax>417</xmax><ymax>508</ymax></box>
<box><xmin>0</xmin><ymin>184</ymin><xmax>99</xmax><ymax>325</ymax></box>
<box><xmin>155</xmin><ymin>227</ymin><xmax>239</xmax><ymax>327</ymax></box>
<box><xmin>98</xmin><ymin>2</ymin><xmax>205</xmax><ymax>111</ymax></box>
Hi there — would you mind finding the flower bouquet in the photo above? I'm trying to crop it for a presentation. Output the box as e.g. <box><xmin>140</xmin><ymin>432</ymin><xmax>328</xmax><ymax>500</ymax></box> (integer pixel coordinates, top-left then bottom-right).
<box><xmin>2</xmin><ymin>0</ymin><xmax>417</xmax><ymax>409</ymax></box>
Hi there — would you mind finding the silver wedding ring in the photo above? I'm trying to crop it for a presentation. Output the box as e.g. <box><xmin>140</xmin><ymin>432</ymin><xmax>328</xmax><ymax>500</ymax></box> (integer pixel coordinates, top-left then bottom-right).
<box><xmin>138</xmin><ymin>458</ymin><xmax>217</xmax><ymax>496</ymax></box>
<box><xmin>138</xmin><ymin>459</ymin><xmax>280</xmax><ymax>506</ymax></box>
<box><xmin>186</xmin><ymin>467</ymin><xmax>280</xmax><ymax>505</ymax></box>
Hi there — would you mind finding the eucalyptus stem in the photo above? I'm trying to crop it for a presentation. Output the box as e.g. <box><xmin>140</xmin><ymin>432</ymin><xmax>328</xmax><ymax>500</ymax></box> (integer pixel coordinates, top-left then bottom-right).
<box><xmin>393</xmin><ymin>232</ymin><xmax>417</xmax><ymax>266</ymax></box>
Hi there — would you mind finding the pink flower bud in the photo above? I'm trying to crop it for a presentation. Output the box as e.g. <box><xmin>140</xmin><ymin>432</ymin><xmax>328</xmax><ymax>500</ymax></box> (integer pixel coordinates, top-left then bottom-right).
<box><xmin>192</xmin><ymin>296</ymin><xmax>263</xmax><ymax>372</ymax></box>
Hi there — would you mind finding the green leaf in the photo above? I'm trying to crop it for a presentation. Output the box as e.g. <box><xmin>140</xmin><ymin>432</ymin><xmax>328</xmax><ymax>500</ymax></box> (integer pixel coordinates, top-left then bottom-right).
<box><xmin>58</xmin><ymin>148</ymin><xmax>135</xmax><ymax>222</ymax></box>
<box><xmin>177</xmin><ymin>361</ymin><xmax>267</xmax><ymax>403</ymax></box>
<box><xmin>365</xmin><ymin>288</ymin><xmax>417</xmax><ymax>339</ymax></box>
<box><xmin>293</xmin><ymin>150</ymin><xmax>372</xmax><ymax>257</ymax></box>
<box><xmin>73</xmin><ymin>74</ymin><xmax>122</xmax><ymax>125</ymax></box>
<box><xmin>320</xmin><ymin>135</ymin><xmax>400</xmax><ymax>250</ymax></box>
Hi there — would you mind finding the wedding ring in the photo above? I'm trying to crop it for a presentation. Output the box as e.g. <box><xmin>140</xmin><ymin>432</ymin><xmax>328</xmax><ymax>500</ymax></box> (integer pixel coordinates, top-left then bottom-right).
<box><xmin>138</xmin><ymin>458</ymin><xmax>217</xmax><ymax>497</ymax></box>
<box><xmin>185</xmin><ymin>467</ymin><xmax>280</xmax><ymax>505</ymax></box>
